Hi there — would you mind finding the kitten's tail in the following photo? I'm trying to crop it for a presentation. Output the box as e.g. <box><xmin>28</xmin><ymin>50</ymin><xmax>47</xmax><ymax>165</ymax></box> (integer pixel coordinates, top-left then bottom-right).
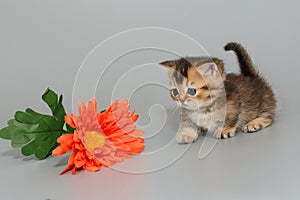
<box><xmin>224</xmin><ymin>42</ymin><xmax>258</xmax><ymax>77</ymax></box>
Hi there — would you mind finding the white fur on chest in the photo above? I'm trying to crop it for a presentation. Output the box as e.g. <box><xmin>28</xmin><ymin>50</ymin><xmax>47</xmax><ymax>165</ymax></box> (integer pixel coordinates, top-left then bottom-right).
<box><xmin>189</xmin><ymin>112</ymin><xmax>211</xmax><ymax>128</ymax></box>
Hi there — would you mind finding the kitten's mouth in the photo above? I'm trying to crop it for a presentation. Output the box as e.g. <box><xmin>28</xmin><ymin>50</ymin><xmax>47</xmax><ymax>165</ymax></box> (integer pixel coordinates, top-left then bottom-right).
<box><xmin>181</xmin><ymin>102</ymin><xmax>188</xmax><ymax>106</ymax></box>
<box><xmin>178</xmin><ymin>101</ymin><xmax>188</xmax><ymax>107</ymax></box>
<box><xmin>180</xmin><ymin>102</ymin><xmax>198</xmax><ymax>110</ymax></box>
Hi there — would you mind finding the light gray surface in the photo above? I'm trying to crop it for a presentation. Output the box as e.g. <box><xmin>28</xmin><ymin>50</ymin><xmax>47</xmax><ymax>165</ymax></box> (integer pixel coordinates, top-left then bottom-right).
<box><xmin>0</xmin><ymin>0</ymin><xmax>300</xmax><ymax>200</ymax></box>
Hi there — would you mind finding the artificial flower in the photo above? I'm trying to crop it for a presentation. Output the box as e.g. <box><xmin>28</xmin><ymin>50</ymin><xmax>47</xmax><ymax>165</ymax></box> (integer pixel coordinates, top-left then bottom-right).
<box><xmin>52</xmin><ymin>98</ymin><xmax>144</xmax><ymax>175</ymax></box>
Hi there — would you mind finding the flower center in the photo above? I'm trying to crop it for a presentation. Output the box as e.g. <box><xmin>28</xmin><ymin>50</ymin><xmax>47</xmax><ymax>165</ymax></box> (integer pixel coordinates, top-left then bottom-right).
<box><xmin>84</xmin><ymin>131</ymin><xmax>105</xmax><ymax>153</ymax></box>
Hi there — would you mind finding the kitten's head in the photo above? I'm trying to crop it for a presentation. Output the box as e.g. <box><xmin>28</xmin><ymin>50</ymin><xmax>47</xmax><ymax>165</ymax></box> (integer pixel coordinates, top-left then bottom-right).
<box><xmin>160</xmin><ymin>57</ymin><xmax>226</xmax><ymax>110</ymax></box>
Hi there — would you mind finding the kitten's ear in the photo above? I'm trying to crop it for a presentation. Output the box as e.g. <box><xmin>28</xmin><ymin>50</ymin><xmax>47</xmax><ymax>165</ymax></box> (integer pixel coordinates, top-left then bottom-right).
<box><xmin>198</xmin><ymin>62</ymin><xmax>219</xmax><ymax>77</ymax></box>
<box><xmin>159</xmin><ymin>60</ymin><xmax>176</xmax><ymax>69</ymax></box>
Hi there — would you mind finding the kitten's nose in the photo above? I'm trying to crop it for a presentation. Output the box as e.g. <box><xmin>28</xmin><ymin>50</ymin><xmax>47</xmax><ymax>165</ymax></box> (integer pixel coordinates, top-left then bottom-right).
<box><xmin>179</xmin><ymin>99</ymin><xmax>185</xmax><ymax>104</ymax></box>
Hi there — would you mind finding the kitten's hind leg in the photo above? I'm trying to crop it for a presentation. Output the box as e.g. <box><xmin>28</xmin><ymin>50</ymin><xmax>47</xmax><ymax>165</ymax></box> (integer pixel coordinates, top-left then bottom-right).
<box><xmin>242</xmin><ymin>117</ymin><xmax>273</xmax><ymax>133</ymax></box>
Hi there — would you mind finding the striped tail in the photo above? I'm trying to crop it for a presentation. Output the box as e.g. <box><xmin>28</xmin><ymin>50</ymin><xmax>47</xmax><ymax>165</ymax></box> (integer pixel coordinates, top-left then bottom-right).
<box><xmin>224</xmin><ymin>42</ymin><xmax>258</xmax><ymax>77</ymax></box>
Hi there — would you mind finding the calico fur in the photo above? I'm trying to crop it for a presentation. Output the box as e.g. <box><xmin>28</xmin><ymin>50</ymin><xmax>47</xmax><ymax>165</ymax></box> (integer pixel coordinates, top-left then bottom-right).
<box><xmin>161</xmin><ymin>42</ymin><xmax>276</xmax><ymax>143</ymax></box>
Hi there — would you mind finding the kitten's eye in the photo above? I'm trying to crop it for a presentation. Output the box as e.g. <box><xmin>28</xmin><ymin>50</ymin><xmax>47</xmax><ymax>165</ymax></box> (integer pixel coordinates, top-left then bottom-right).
<box><xmin>187</xmin><ymin>88</ymin><xmax>197</xmax><ymax>96</ymax></box>
<box><xmin>171</xmin><ymin>88</ymin><xmax>179</xmax><ymax>97</ymax></box>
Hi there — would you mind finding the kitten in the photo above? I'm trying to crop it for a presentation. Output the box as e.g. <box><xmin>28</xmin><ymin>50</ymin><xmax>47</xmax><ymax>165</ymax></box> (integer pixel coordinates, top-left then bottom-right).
<box><xmin>160</xmin><ymin>42</ymin><xmax>276</xmax><ymax>143</ymax></box>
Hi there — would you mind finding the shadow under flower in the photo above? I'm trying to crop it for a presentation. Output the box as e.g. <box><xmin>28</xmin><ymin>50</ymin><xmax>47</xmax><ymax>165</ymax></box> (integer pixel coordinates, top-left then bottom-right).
<box><xmin>1</xmin><ymin>148</ymin><xmax>36</xmax><ymax>161</ymax></box>
<box><xmin>53</xmin><ymin>155</ymin><xmax>69</xmax><ymax>168</ymax></box>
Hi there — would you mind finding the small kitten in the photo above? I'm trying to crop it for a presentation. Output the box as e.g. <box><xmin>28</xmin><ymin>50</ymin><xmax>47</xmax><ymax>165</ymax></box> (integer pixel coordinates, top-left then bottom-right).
<box><xmin>160</xmin><ymin>42</ymin><xmax>276</xmax><ymax>143</ymax></box>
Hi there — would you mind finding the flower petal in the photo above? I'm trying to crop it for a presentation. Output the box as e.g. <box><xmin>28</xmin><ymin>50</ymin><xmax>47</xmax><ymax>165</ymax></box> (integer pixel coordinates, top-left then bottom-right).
<box><xmin>60</xmin><ymin>165</ymin><xmax>75</xmax><ymax>175</ymax></box>
<box><xmin>129</xmin><ymin>130</ymin><xmax>144</xmax><ymax>137</ymax></box>
<box><xmin>74</xmin><ymin>151</ymin><xmax>85</xmax><ymax>168</ymax></box>
<box><xmin>64</xmin><ymin>114</ymin><xmax>76</xmax><ymax>128</ymax></box>
<box><xmin>52</xmin><ymin>134</ymin><xmax>74</xmax><ymax>156</ymax></box>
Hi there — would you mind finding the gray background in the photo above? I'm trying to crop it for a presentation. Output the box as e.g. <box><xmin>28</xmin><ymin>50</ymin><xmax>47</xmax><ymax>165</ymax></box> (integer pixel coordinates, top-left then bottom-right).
<box><xmin>0</xmin><ymin>0</ymin><xmax>299</xmax><ymax>200</ymax></box>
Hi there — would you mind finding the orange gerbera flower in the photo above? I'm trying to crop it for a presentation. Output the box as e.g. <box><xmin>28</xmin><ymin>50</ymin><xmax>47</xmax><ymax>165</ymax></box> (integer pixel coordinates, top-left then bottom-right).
<box><xmin>52</xmin><ymin>98</ymin><xmax>144</xmax><ymax>175</ymax></box>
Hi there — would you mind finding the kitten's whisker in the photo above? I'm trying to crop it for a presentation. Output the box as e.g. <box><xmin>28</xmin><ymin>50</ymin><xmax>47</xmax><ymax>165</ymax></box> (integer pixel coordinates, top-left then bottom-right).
<box><xmin>170</xmin><ymin>102</ymin><xmax>179</xmax><ymax>116</ymax></box>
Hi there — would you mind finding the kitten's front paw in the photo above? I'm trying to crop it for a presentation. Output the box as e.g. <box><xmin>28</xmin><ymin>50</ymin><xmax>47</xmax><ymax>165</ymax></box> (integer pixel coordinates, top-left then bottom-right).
<box><xmin>176</xmin><ymin>127</ymin><xmax>198</xmax><ymax>144</ymax></box>
<box><xmin>213</xmin><ymin>126</ymin><xmax>236</xmax><ymax>139</ymax></box>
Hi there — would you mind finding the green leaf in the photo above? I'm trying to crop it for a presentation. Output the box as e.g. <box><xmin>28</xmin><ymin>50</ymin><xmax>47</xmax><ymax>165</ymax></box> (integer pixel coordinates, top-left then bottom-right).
<box><xmin>0</xmin><ymin>127</ymin><xmax>11</xmax><ymax>139</ymax></box>
<box><xmin>11</xmin><ymin>130</ymin><xmax>34</xmax><ymax>148</ymax></box>
<box><xmin>42</xmin><ymin>88</ymin><xmax>66</xmax><ymax>127</ymax></box>
<box><xmin>21</xmin><ymin>132</ymin><xmax>61</xmax><ymax>159</ymax></box>
<box><xmin>0</xmin><ymin>120</ymin><xmax>16</xmax><ymax>139</ymax></box>
<box><xmin>0</xmin><ymin>88</ymin><xmax>70</xmax><ymax>159</ymax></box>
<box><xmin>66</xmin><ymin>123</ymin><xmax>75</xmax><ymax>133</ymax></box>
